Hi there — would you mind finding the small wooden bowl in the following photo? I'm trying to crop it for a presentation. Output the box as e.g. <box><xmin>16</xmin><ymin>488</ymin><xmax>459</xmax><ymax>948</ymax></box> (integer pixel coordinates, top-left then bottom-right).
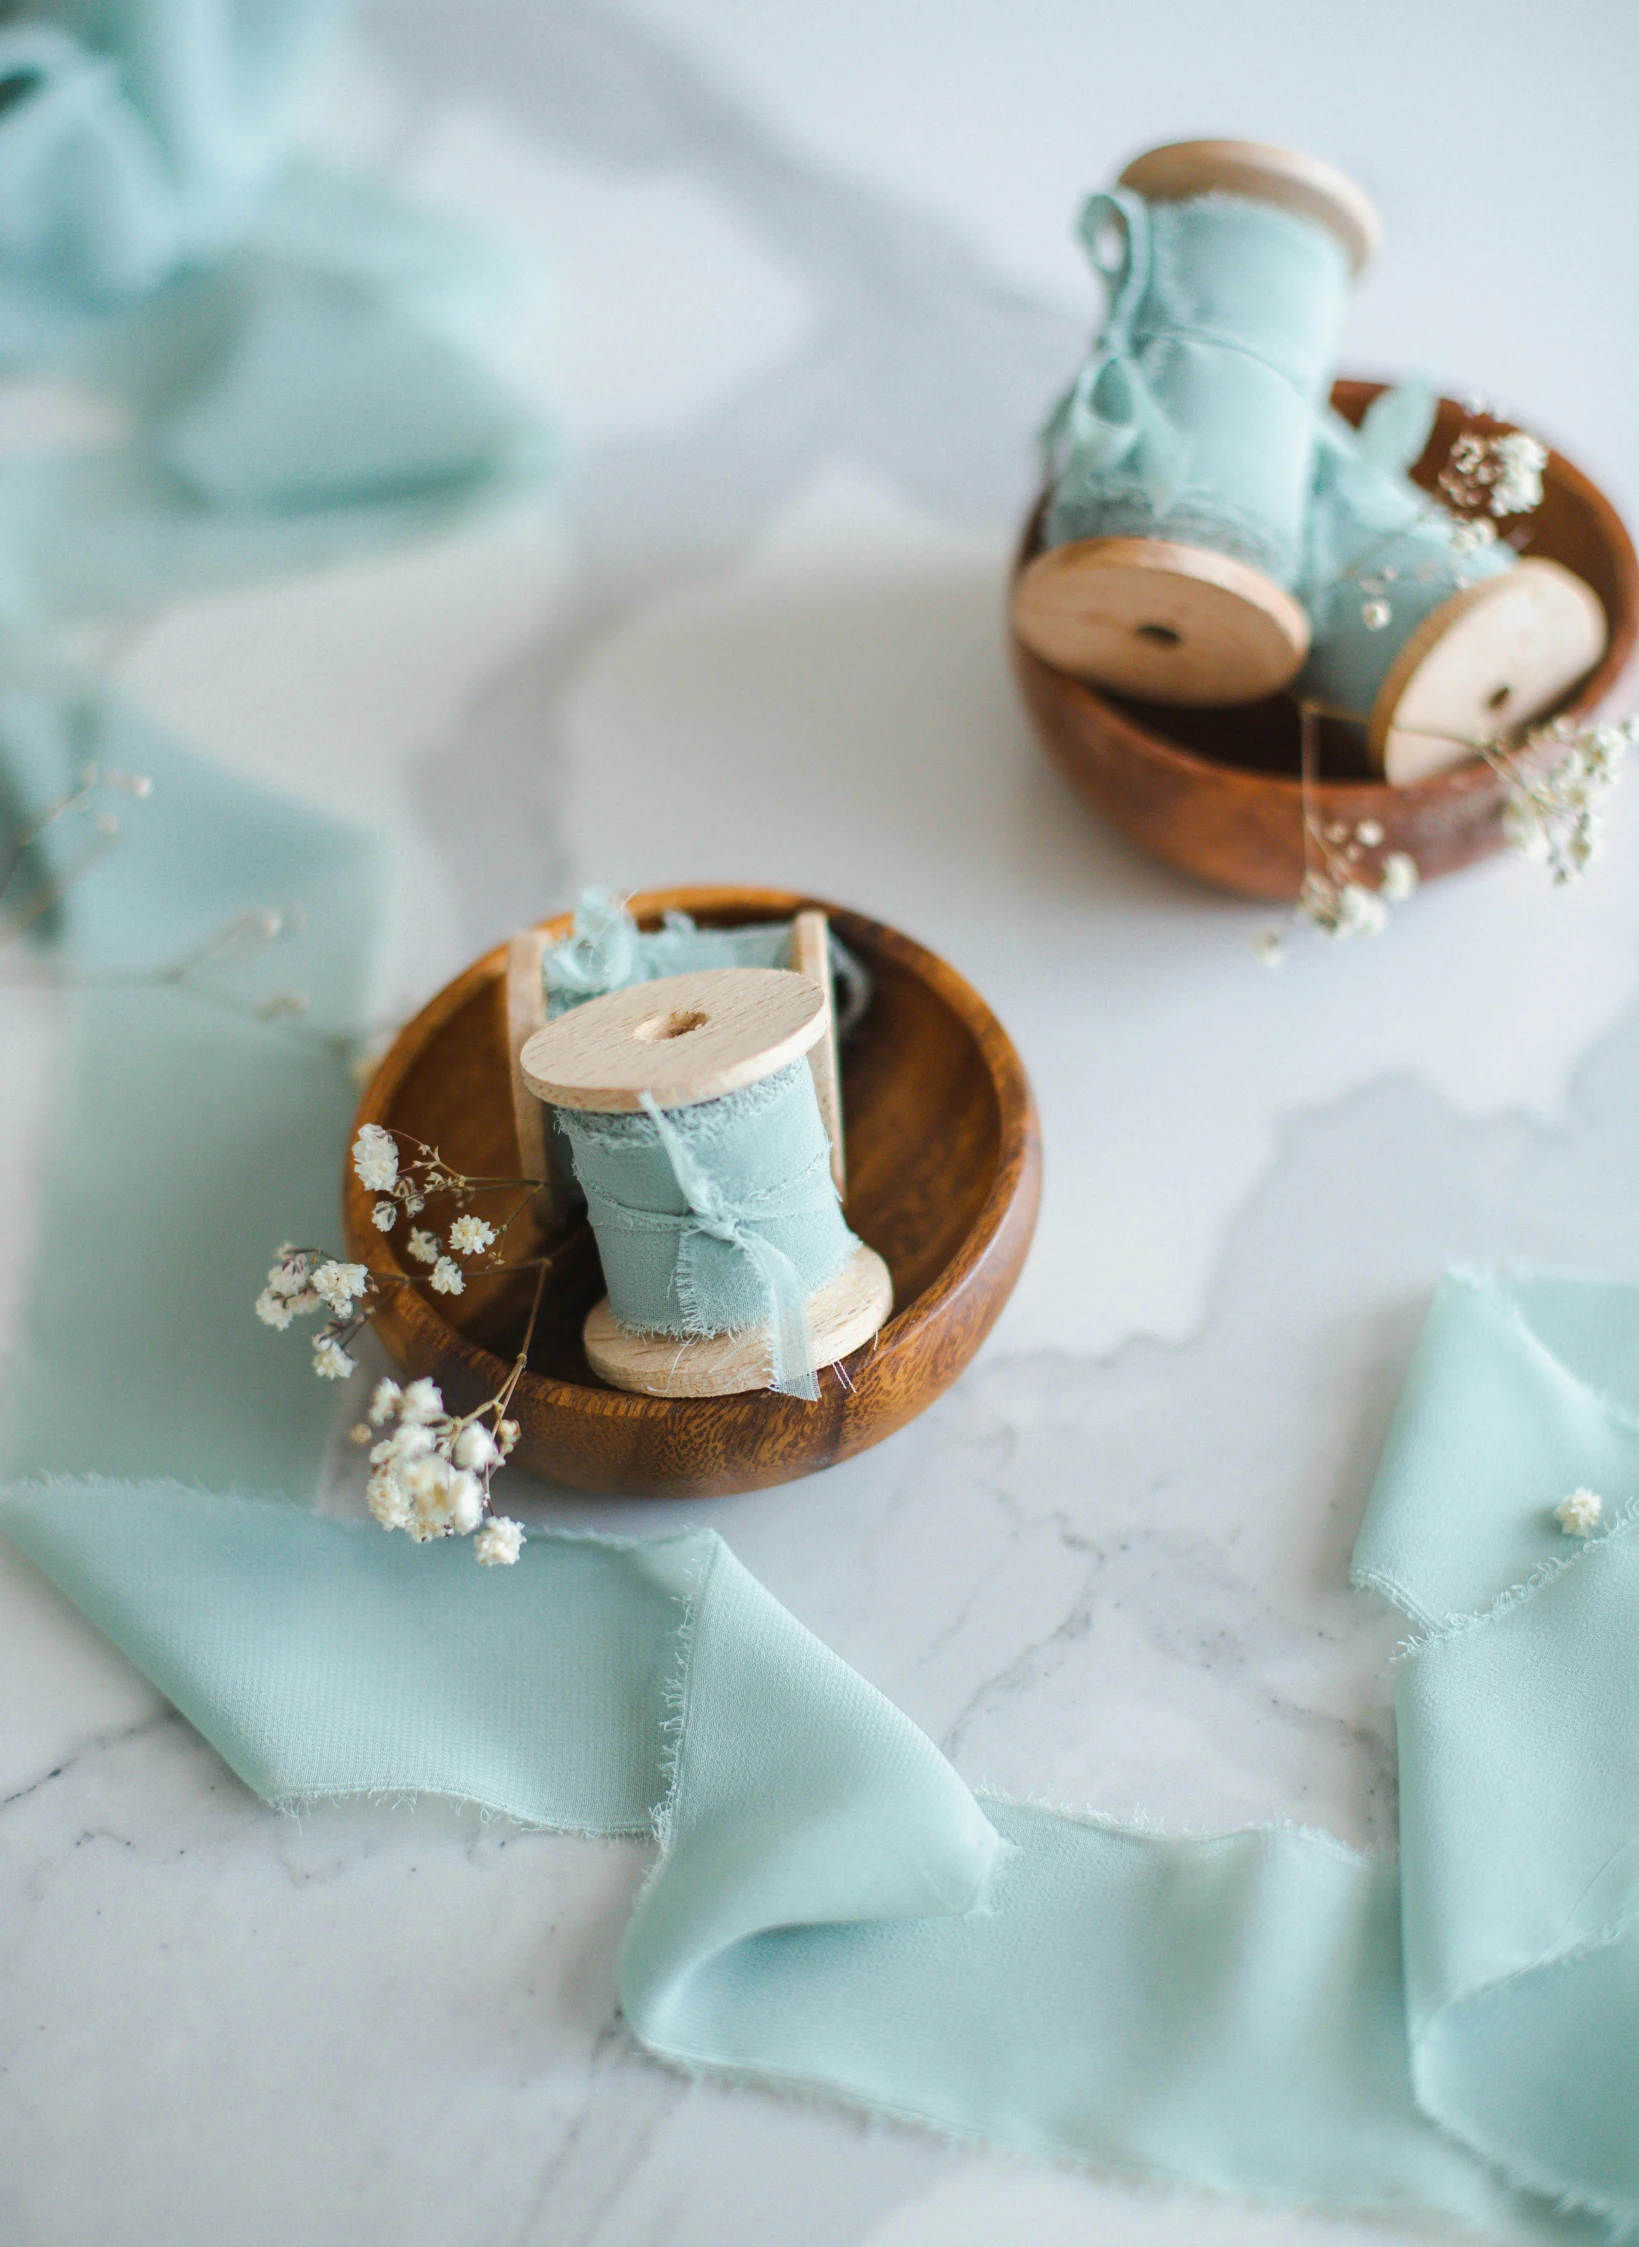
<box><xmin>344</xmin><ymin>888</ymin><xmax>1041</xmax><ymax>1499</ymax></box>
<box><xmin>1012</xmin><ymin>380</ymin><xmax>1639</xmax><ymax>900</ymax></box>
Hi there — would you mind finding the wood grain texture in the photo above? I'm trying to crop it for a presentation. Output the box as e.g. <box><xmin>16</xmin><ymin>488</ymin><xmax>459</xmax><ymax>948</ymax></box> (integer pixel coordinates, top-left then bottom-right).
<box><xmin>1372</xmin><ymin>559</ymin><xmax>1609</xmax><ymax>784</ymax></box>
<box><xmin>1011</xmin><ymin>535</ymin><xmax>1310</xmax><ymax>705</ymax></box>
<box><xmin>584</xmin><ymin>1240</ymin><xmax>892</xmax><ymax>1398</ymax></box>
<box><xmin>791</xmin><ymin>908</ymin><xmax>846</xmax><ymax>1195</ymax></box>
<box><xmin>503</xmin><ymin>928</ymin><xmax>559</xmax><ymax>1242</ymax></box>
<box><xmin>1011</xmin><ymin>380</ymin><xmax>1639</xmax><ymax>902</ymax></box>
<box><xmin>343</xmin><ymin>888</ymin><xmax>1041</xmax><ymax>1498</ymax></box>
<box><xmin>520</xmin><ymin>967</ymin><xmax>824</xmax><ymax>1111</ymax></box>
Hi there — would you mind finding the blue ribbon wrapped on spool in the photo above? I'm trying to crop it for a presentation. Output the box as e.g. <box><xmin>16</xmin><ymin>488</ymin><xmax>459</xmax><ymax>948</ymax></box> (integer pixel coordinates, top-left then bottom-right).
<box><xmin>1300</xmin><ymin>388</ymin><xmax>1608</xmax><ymax>784</ymax></box>
<box><xmin>1015</xmin><ymin>139</ymin><xmax>1380</xmax><ymax>706</ymax></box>
<box><xmin>520</xmin><ymin>966</ymin><xmax>892</xmax><ymax>1401</ymax></box>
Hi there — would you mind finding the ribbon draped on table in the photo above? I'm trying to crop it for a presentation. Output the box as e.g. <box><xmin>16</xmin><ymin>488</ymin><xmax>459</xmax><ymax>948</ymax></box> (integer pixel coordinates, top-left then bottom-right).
<box><xmin>7</xmin><ymin>876</ymin><xmax>1639</xmax><ymax>2247</ymax></box>
<box><xmin>0</xmin><ymin>0</ymin><xmax>546</xmax><ymax>655</ymax></box>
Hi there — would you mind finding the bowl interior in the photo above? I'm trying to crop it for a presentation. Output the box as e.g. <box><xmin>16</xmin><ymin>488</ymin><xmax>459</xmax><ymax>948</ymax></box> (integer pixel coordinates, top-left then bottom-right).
<box><xmin>375</xmin><ymin>901</ymin><xmax>1003</xmax><ymax>1391</ymax></box>
<box><xmin>1031</xmin><ymin>381</ymin><xmax>1636</xmax><ymax>786</ymax></box>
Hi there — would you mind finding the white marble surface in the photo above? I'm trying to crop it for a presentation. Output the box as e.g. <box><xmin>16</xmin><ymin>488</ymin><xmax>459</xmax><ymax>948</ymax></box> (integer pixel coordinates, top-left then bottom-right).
<box><xmin>4</xmin><ymin>4</ymin><xmax>1639</xmax><ymax>2241</ymax></box>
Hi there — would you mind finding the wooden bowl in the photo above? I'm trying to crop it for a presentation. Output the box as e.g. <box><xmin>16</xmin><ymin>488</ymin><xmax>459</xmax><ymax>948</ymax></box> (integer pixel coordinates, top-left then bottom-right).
<box><xmin>1012</xmin><ymin>380</ymin><xmax>1639</xmax><ymax>900</ymax></box>
<box><xmin>344</xmin><ymin>888</ymin><xmax>1041</xmax><ymax>1499</ymax></box>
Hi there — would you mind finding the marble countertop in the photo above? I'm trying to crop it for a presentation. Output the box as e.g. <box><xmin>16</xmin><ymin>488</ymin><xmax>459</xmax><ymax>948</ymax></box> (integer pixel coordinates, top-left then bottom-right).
<box><xmin>5</xmin><ymin>4</ymin><xmax>1639</xmax><ymax>2242</ymax></box>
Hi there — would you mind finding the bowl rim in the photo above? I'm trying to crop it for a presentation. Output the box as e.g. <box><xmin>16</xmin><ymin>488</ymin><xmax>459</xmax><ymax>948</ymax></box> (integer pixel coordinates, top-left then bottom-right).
<box><xmin>1012</xmin><ymin>377</ymin><xmax>1639</xmax><ymax>803</ymax></box>
<box><xmin>345</xmin><ymin>885</ymin><xmax>1041</xmax><ymax>1423</ymax></box>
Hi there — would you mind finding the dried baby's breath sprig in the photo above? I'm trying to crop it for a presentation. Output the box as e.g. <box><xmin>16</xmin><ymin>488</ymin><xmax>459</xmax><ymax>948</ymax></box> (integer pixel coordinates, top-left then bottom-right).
<box><xmin>0</xmin><ymin>760</ymin><xmax>155</xmax><ymax>944</ymax></box>
<box><xmin>1554</xmin><ymin>1488</ymin><xmax>1603</xmax><ymax>1538</ymax></box>
<box><xmin>357</xmin><ymin>1369</ymin><xmax>526</xmax><ymax>1562</ymax></box>
<box><xmin>1482</xmin><ymin>715</ymin><xmax>1636</xmax><ymax>886</ymax></box>
<box><xmin>259</xmin><ymin>1124</ymin><xmax>570</xmax><ymax>1563</ymax></box>
<box><xmin>1439</xmin><ymin>429</ymin><xmax>1548</xmax><ymax>522</ymax></box>
<box><xmin>1252</xmin><ymin>706</ymin><xmax>1421</xmax><ymax>963</ymax></box>
<box><xmin>1335</xmin><ymin>416</ymin><xmax>1548</xmax><ymax>640</ymax></box>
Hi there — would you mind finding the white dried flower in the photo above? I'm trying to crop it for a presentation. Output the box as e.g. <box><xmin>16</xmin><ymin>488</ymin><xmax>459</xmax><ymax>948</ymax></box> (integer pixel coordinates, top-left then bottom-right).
<box><xmin>447</xmin><ymin>1471</ymin><xmax>484</xmax><ymax>1536</ymax></box>
<box><xmin>1337</xmin><ymin>883</ymin><xmax>1388</xmax><ymax>937</ymax></box>
<box><xmin>407</xmin><ymin>1228</ymin><xmax>439</xmax><ymax>1264</ymax></box>
<box><xmin>312</xmin><ymin>1260</ymin><xmax>369</xmax><ymax>1317</ymax></box>
<box><xmin>404</xmin><ymin>1459</ymin><xmax>483</xmax><ymax>1539</ymax></box>
<box><xmin>475</xmin><ymin>1517</ymin><xmax>525</xmax><ymax>1566</ymax></box>
<box><xmin>1250</xmin><ymin>926</ymin><xmax>1284</xmax><ymax>968</ymax></box>
<box><xmin>449</xmin><ymin>1215</ymin><xmax>496</xmax><ymax>1257</ymax></box>
<box><xmin>255</xmin><ymin>1288</ymin><xmax>294</xmax><ymax>1330</ymax></box>
<box><xmin>267</xmin><ymin>1246</ymin><xmax>312</xmax><ymax>1299</ymax></box>
<box><xmin>313</xmin><ymin>1334</ymin><xmax>357</xmax><ymax>1381</ymax></box>
<box><xmin>371</xmin><ymin>1199</ymin><xmax>398</xmax><ymax>1233</ymax></box>
<box><xmin>496</xmin><ymin>1419</ymin><xmax>520</xmax><ymax>1458</ymax></box>
<box><xmin>352</xmin><ymin>1124</ymin><xmax>398</xmax><ymax>1194</ymax></box>
<box><xmin>1498</xmin><ymin>714</ymin><xmax>1637</xmax><ymax>885</ymax></box>
<box><xmin>1354</xmin><ymin>819</ymin><xmax>1384</xmax><ymax>847</ymax></box>
<box><xmin>1296</xmin><ymin>871</ymin><xmax>1395</xmax><ymax>942</ymax></box>
<box><xmin>1449</xmin><ymin>516</ymin><xmax>1497</xmax><ymax>556</ymax></box>
<box><xmin>1361</xmin><ymin>598</ymin><xmax>1392</xmax><ymax>631</ymax></box>
<box><xmin>1489</xmin><ymin>431</ymin><xmax>1548</xmax><ymax>517</ymax></box>
<box><xmin>1554</xmin><ymin>1488</ymin><xmax>1603</xmax><ymax>1538</ymax></box>
<box><xmin>430</xmin><ymin>1257</ymin><xmax>465</xmax><ymax>1296</ymax></box>
<box><xmin>454</xmin><ymin>1421</ymin><xmax>499</xmax><ymax>1471</ymax></box>
<box><xmin>372</xmin><ymin>1422</ymin><xmax>434</xmax><ymax>1467</ymax></box>
<box><xmin>1441</xmin><ymin>428</ymin><xmax>1547</xmax><ymax>521</ymax></box>
<box><xmin>367</xmin><ymin>1378</ymin><xmax>401</xmax><ymax>1426</ymax></box>
<box><xmin>367</xmin><ymin>1470</ymin><xmax>412</xmax><ymax>1531</ymax></box>
<box><xmin>399</xmin><ymin>1187</ymin><xmax>425</xmax><ymax>1216</ymax></box>
<box><xmin>1379</xmin><ymin>852</ymin><xmax>1419</xmax><ymax>903</ymax></box>
<box><xmin>400</xmin><ymin>1377</ymin><xmax>444</xmax><ymax>1424</ymax></box>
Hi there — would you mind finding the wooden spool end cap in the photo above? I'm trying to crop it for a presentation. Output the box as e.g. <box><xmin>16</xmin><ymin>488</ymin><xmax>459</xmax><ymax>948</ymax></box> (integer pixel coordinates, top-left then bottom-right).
<box><xmin>1117</xmin><ymin>139</ymin><xmax>1381</xmax><ymax>276</ymax></box>
<box><xmin>790</xmin><ymin>908</ymin><xmax>845</xmax><ymax>1196</ymax></box>
<box><xmin>584</xmin><ymin>1240</ymin><xmax>893</xmax><ymax>1399</ymax></box>
<box><xmin>1012</xmin><ymin>536</ymin><xmax>1310</xmax><ymax>705</ymax></box>
<box><xmin>1371</xmin><ymin>559</ymin><xmax>1610</xmax><ymax>786</ymax></box>
<box><xmin>520</xmin><ymin>967</ymin><xmax>827</xmax><ymax>1113</ymax></box>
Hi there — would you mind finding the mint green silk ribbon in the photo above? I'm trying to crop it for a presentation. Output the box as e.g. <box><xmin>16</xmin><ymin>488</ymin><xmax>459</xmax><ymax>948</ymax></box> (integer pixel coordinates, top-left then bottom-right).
<box><xmin>1299</xmin><ymin>385</ymin><xmax>1515</xmax><ymax>722</ymax></box>
<box><xmin>0</xmin><ymin>1</ymin><xmax>548</xmax><ymax>650</ymax></box>
<box><xmin>553</xmin><ymin>1068</ymin><xmax>857</xmax><ymax>1401</ymax></box>
<box><xmin>1042</xmin><ymin>188</ymin><xmax>1351</xmax><ymax>586</ymax></box>
<box><xmin>543</xmin><ymin>889</ymin><xmax>871</xmax><ymax>1032</ymax></box>
<box><xmin>5</xmin><ymin>711</ymin><xmax>1639</xmax><ymax>2238</ymax></box>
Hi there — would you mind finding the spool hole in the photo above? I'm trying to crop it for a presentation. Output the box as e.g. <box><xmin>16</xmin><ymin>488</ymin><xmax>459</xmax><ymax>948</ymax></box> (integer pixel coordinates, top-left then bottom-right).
<box><xmin>634</xmin><ymin>1006</ymin><xmax>709</xmax><ymax>1042</ymax></box>
<box><xmin>1135</xmin><ymin>622</ymin><xmax>1182</xmax><ymax>649</ymax></box>
<box><xmin>1485</xmin><ymin>684</ymin><xmax>1512</xmax><ymax>712</ymax></box>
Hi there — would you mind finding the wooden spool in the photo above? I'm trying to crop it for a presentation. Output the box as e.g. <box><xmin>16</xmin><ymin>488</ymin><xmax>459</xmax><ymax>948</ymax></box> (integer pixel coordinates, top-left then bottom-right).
<box><xmin>519</xmin><ymin>967</ymin><xmax>892</xmax><ymax>1400</ymax></box>
<box><xmin>1009</xmin><ymin>382</ymin><xmax>1639</xmax><ymax>902</ymax></box>
<box><xmin>1011</xmin><ymin>138</ymin><xmax>1380</xmax><ymax>707</ymax></box>
<box><xmin>1370</xmin><ymin>559</ymin><xmax>1610</xmax><ymax>786</ymax></box>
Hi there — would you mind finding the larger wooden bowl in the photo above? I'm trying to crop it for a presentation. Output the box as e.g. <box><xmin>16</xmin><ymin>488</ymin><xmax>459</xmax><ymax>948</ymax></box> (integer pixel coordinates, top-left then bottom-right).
<box><xmin>1012</xmin><ymin>380</ymin><xmax>1639</xmax><ymax>900</ymax></box>
<box><xmin>344</xmin><ymin>888</ymin><xmax>1041</xmax><ymax>1499</ymax></box>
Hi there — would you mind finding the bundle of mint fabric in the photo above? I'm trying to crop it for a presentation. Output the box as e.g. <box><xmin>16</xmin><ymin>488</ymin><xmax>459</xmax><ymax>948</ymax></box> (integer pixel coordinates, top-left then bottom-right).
<box><xmin>5</xmin><ymin>13</ymin><xmax>1639</xmax><ymax>2240</ymax></box>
